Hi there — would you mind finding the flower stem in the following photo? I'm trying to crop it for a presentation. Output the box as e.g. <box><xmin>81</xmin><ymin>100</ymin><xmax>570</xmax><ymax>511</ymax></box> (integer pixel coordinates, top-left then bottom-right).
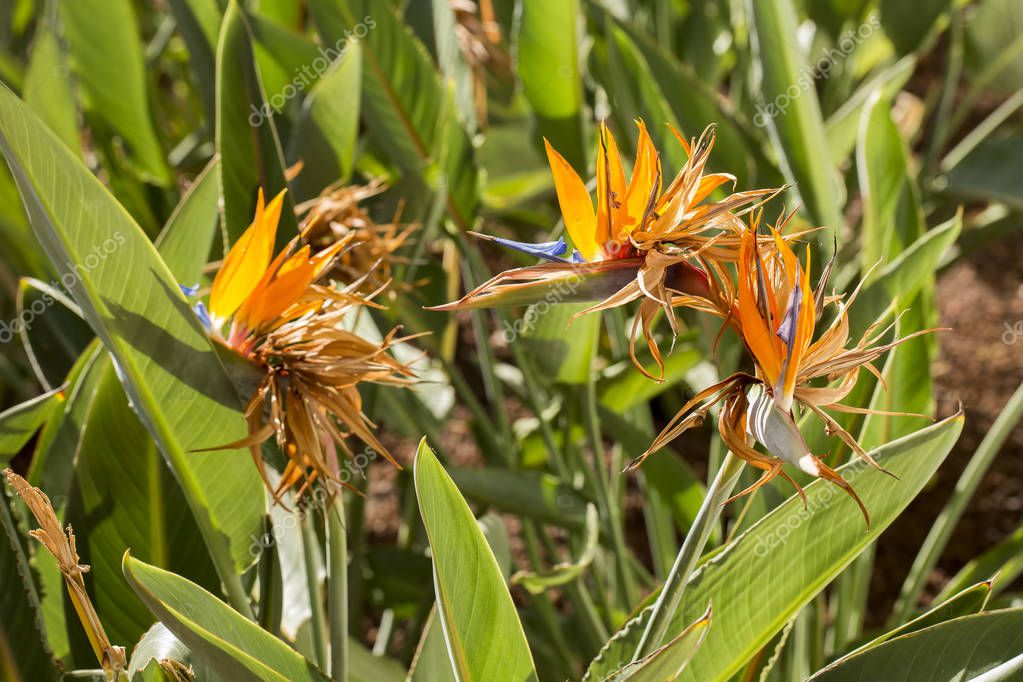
<box><xmin>327</xmin><ymin>494</ymin><xmax>349</xmax><ymax>681</ymax></box>
<box><xmin>301</xmin><ymin>512</ymin><xmax>328</xmax><ymax>671</ymax></box>
<box><xmin>633</xmin><ymin>451</ymin><xmax>744</xmax><ymax>659</ymax></box>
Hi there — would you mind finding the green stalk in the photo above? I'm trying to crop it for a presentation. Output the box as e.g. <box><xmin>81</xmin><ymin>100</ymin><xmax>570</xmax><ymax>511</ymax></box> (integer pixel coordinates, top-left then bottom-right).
<box><xmin>327</xmin><ymin>495</ymin><xmax>349</xmax><ymax>681</ymax></box>
<box><xmin>301</xmin><ymin>512</ymin><xmax>329</xmax><ymax>672</ymax></box>
<box><xmin>889</xmin><ymin>381</ymin><xmax>1023</xmax><ymax>626</ymax></box>
<box><xmin>582</xmin><ymin>376</ymin><xmax>638</xmax><ymax>609</ymax></box>
<box><xmin>633</xmin><ymin>451</ymin><xmax>744</xmax><ymax>658</ymax></box>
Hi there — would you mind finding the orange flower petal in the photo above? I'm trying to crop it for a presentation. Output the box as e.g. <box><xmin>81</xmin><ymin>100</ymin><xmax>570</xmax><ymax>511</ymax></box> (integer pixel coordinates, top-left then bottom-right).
<box><xmin>738</xmin><ymin>230</ymin><xmax>782</xmax><ymax>385</ymax></box>
<box><xmin>244</xmin><ymin>246</ymin><xmax>317</xmax><ymax>329</ymax></box>
<box><xmin>544</xmin><ymin>138</ymin><xmax>598</xmax><ymax>260</ymax></box>
<box><xmin>621</xmin><ymin>120</ymin><xmax>660</xmax><ymax>234</ymax></box>
<box><xmin>596</xmin><ymin>122</ymin><xmax>627</xmax><ymax>250</ymax></box>
<box><xmin>209</xmin><ymin>189</ymin><xmax>287</xmax><ymax>324</ymax></box>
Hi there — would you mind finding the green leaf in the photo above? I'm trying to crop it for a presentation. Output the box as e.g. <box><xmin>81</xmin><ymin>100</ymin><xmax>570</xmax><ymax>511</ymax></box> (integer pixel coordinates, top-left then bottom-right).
<box><xmin>122</xmin><ymin>552</ymin><xmax>330</xmax><ymax>681</ymax></box>
<box><xmin>880</xmin><ymin>0</ymin><xmax>950</xmax><ymax>54</ymax></box>
<box><xmin>598</xmin><ymin>346</ymin><xmax>701</xmax><ymax>413</ymax></box>
<box><xmin>809</xmin><ymin>609</ymin><xmax>1023</xmax><ymax>680</ymax></box>
<box><xmin>0</xmin><ymin>86</ymin><xmax>264</xmax><ymax>585</ymax></box>
<box><xmin>519</xmin><ymin>302</ymin><xmax>600</xmax><ymax>385</ymax></box>
<box><xmin>0</xmin><ymin>386</ymin><xmax>64</xmax><ymax>467</ymax></box>
<box><xmin>247</xmin><ymin>12</ymin><xmax>321</xmax><ymax>115</ymax></box>
<box><xmin>407</xmin><ymin>607</ymin><xmax>457</xmax><ymax>682</ymax></box>
<box><xmin>850</xmin><ymin>580</ymin><xmax>991</xmax><ymax>659</ymax></box>
<box><xmin>825</xmin><ymin>56</ymin><xmax>915</xmax><ymax>166</ymax></box>
<box><xmin>308</xmin><ymin>0</ymin><xmax>479</xmax><ymax>229</ymax></box>
<box><xmin>517</xmin><ymin>0</ymin><xmax>587</xmax><ymax>170</ymax></box>
<box><xmin>856</xmin><ymin>89</ymin><xmax>924</xmax><ymax>272</ymax></box>
<box><xmin>216</xmin><ymin>0</ymin><xmax>298</xmax><ymax>246</ymax></box>
<box><xmin>512</xmin><ymin>503</ymin><xmax>599</xmax><ymax>594</ymax></box>
<box><xmin>16</xmin><ymin>278</ymin><xmax>94</xmax><ymax>389</ymax></box>
<box><xmin>939</xmin><ymin>520</ymin><xmax>1023</xmax><ymax>602</ymax></box>
<box><xmin>963</xmin><ymin>0</ymin><xmax>1023</xmax><ymax>94</ymax></box>
<box><xmin>944</xmin><ymin>134</ymin><xmax>1023</xmax><ymax>211</ymax></box>
<box><xmin>23</xmin><ymin>23</ymin><xmax>80</xmax><ymax>158</ymax></box>
<box><xmin>166</xmin><ymin>0</ymin><xmax>222</xmax><ymax>125</ymax></box>
<box><xmin>583</xmin><ymin>415</ymin><xmax>964</xmax><ymax>681</ymax></box>
<box><xmin>0</xmin><ymin>480</ymin><xmax>59</xmax><ymax>681</ymax></box>
<box><xmin>414</xmin><ymin>439</ymin><xmax>538</xmax><ymax>681</ymax></box>
<box><xmin>448</xmin><ymin>467</ymin><xmax>590</xmax><ymax>531</ymax></box>
<box><xmin>287</xmin><ymin>42</ymin><xmax>361</xmax><ymax>202</ymax></box>
<box><xmin>66</xmin><ymin>358</ymin><xmax>219</xmax><ymax>654</ymax></box>
<box><xmin>748</xmin><ymin>0</ymin><xmax>844</xmax><ymax>233</ymax></box>
<box><xmin>607</xmin><ymin>604</ymin><xmax>711</xmax><ymax>682</ymax></box>
<box><xmin>604</xmin><ymin>13</ymin><xmax>768</xmax><ymax>184</ymax></box>
<box><xmin>58</xmin><ymin>0</ymin><xmax>168</xmax><ymax>185</ymax></box>
<box><xmin>154</xmin><ymin>157</ymin><xmax>222</xmax><ymax>285</ymax></box>
<box><xmin>849</xmin><ymin>211</ymin><xmax>961</xmax><ymax>341</ymax></box>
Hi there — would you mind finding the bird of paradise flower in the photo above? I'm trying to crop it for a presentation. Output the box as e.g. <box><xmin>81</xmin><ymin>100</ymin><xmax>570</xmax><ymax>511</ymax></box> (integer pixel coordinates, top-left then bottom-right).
<box><xmin>189</xmin><ymin>189</ymin><xmax>416</xmax><ymax>501</ymax></box>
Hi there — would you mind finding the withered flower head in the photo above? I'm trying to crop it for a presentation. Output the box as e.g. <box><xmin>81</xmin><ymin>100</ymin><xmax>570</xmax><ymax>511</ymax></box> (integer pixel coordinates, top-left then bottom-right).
<box><xmin>434</xmin><ymin>121</ymin><xmax>785</xmax><ymax>378</ymax></box>
<box><xmin>193</xmin><ymin>189</ymin><xmax>417</xmax><ymax>502</ymax></box>
<box><xmin>297</xmin><ymin>180</ymin><xmax>418</xmax><ymax>297</ymax></box>
<box><xmin>630</xmin><ymin>220</ymin><xmax>937</xmax><ymax>527</ymax></box>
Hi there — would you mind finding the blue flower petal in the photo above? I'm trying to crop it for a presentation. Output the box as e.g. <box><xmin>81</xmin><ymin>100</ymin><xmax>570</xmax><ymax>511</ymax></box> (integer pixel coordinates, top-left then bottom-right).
<box><xmin>489</xmin><ymin>236</ymin><xmax>573</xmax><ymax>262</ymax></box>
<box><xmin>568</xmin><ymin>250</ymin><xmax>585</xmax><ymax>264</ymax></box>
<box><xmin>179</xmin><ymin>283</ymin><xmax>200</xmax><ymax>297</ymax></box>
<box><xmin>193</xmin><ymin>301</ymin><xmax>213</xmax><ymax>332</ymax></box>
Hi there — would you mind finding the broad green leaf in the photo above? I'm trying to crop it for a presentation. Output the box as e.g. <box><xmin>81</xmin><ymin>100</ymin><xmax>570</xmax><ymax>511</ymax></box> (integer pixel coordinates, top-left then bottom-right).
<box><xmin>247</xmin><ymin>12</ymin><xmax>320</xmax><ymax>114</ymax></box>
<box><xmin>849</xmin><ymin>211</ymin><xmax>961</xmax><ymax>341</ymax></box>
<box><xmin>414</xmin><ymin>439</ymin><xmax>538</xmax><ymax>681</ymax></box>
<box><xmin>583</xmin><ymin>415</ymin><xmax>963</xmax><ymax>681</ymax></box>
<box><xmin>448</xmin><ymin>467</ymin><xmax>590</xmax><ymax>530</ymax></box>
<box><xmin>58</xmin><ymin>0</ymin><xmax>168</xmax><ymax>185</ymax></box>
<box><xmin>430</xmin><ymin>0</ymin><xmax>476</xmax><ymax>133</ymax></box>
<box><xmin>154</xmin><ymin>157</ymin><xmax>222</xmax><ymax>285</ymax></box>
<box><xmin>520</xmin><ymin>302</ymin><xmax>600</xmax><ymax>385</ymax></box>
<box><xmin>166</xmin><ymin>0</ymin><xmax>222</xmax><ymax>125</ymax></box>
<box><xmin>122</xmin><ymin>553</ymin><xmax>330</xmax><ymax>681</ymax></box>
<box><xmin>512</xmin><ymin>503</ymin><xmax>599</xmax><ymax>594</ymax></box>
<box><xmin>825</xmin><ymin>56</ymin><xmax>915</xmax><ymax>166</ymax></box>
<box><xmin>605</xmin><ymin>13</ymin><xmax>767</xmax><ymax>184</ymax></box>
<box><xmin>944</xmin><ymin>134</ymin><xmax>1023</xmax><ymax>211</ymax></box>
<box><xmin>518</xmin><ymin>0</ymin><xmax>587</xmax><ymax>170</ymax></box>
<box><xmin>0</xmin><ymin>86</ymin><xmax>264</xmax><ymax>578</ymax></box>
<box><xmin>748</xmin><ymin>0</ymin><xmax>844</xmax><ymax>233</ymax></box>
<box><xmin>287</xmin><ymin>42</ymin><xmax>361</xmax><ymax>202</ymax></box>
<box><xmin>963</xmin><ymin>0</ymin><xmax>1023</xmax><ymax>94</ymax></box>
<box><xmin>407</xmin><ymin>607</ymin><xmax>457</xmax><ymax>682</ymax></box>
<box><xmin>66</xmin><ymin>358</ymin><xmax>218</xmax><ymax>654</ymax></box>
<box><xmin>216</xmin><ymin>0</ymin><xmax>298</xmax><ymax>246</ymax></box>
<box><xmin>607</xmin><ymin>605</ymin><xmax>711</xmax><ymax>682</ymax></box>
<box><xmin>16</xmin><ymin>278</ymin><xmax>93</xmax><ymax>389</ymax></box>
<box><xmin>308</xmin><ymin>0</ymin><xmax>479</xmax><ymax>230</ymax></box>
<box><xmin>856</xmin><ymin>90</ymin><xmax>924</xmax><ymax>272</ymax></box>
<box><xmin>939</xmin><ymin>520</ymin><xmax>1023</xmax><ymax>601</ymax></box>
<box><xmin>850</xmin><ymin>580</ymin><xmax>991</xmax><ymax>659</ymax></box>
<box><xmin>880</xmin><ymin>0</ymin><xmax>950</xmax><ymax>54</ymax></box>
<box><xmin>598</xmin><ymin>345</ymin><xmax>701</xmax><ymax>413</ymax></box>
<box><xmin>0</xmin><ymin>480</ymin><xmax>58</xmax><ymax>681</ymax></box>
<box><xmin>23</xmin><ymin>23</ymin><xmax>80</xmax><ymax>158</ymax></box>
<box><xmin>598</xmin><ymin>24</ymin><xmax>685</xmax><ymax>171</ymax></box>
<box><xmin>0</xmin><ymin>386</ymin><xmax>64</xmax><ymax>466</ymax></box>
<box><xmin>810</xmin><ymin>609</ymin><xmax>1023</xmax><ymax>680</ymax></box>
